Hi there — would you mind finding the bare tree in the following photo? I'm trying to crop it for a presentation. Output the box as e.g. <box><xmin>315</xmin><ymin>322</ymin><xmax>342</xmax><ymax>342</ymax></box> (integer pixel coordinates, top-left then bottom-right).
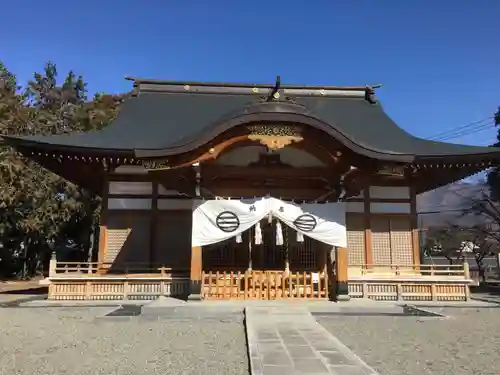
<box><xmin>424</xmin><ymin>225</ymin><xmax>470</xmax><ymax>264</ymax></box>
<box><xmin>461</xmin><ymin>192</ymin><xmax>500</xmax><ymax>280</ymax></box>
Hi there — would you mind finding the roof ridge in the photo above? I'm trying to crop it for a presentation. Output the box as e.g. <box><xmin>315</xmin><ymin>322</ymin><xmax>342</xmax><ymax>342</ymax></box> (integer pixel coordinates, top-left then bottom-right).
<box><xmin>125</xmin><ymin>76</ymin><xmax>382</xmax><ymax>91</ymax></box>
<box><xmin>130</xmin><ymin>77</ymin><xmax>379</xmax><ymax>102</ymax></box>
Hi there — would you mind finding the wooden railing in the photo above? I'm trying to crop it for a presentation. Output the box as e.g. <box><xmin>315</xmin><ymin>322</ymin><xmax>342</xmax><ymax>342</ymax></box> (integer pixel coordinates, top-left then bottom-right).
<box><xmin>348</xmin><ymin>263</ymin><xmax>469</xmax><ymax>279</ymax></box>
<box><xmin>46</xmin><ymin>260</ymin><xmax>191</xmax><ymax>300</ymax></box>
<box><xmin>201</xmin><ymin>270</ymin><xmax>328</xmax><ymax>300</ymax></box>
<box><xmin>50</xmin><ymin>261</ymin><xmax>189</xmax><ymax>278</ymax></box>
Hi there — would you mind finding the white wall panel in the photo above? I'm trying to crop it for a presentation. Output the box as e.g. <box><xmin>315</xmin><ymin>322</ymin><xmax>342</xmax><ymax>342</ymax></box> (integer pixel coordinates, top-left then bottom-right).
<box><xmin>108</xmin><ymin>198</ymin><xmax>152</xmax><ymax>210</ymax></box>
<box><xmin>158</xmin><ymin>199</ymin><xmax>193</xmax><ymax>210</ymax></box>
<box><xmin>112</xmin><ymin>165</ymin><xmax>148</xmax><ymax>174</ymax></box>
<box><xmin>369</xmin><ymin>186</ymin><xmax>410</xmax><ymax>200</ymax></box>
<box><xmin>370</xmin><ymin>202</ymin><xmax>411</xmax><ymax>214</ymax></box>
<box><xmin>346</xmin><ymin>202</ymin><xmax>364</xmax><ymax>213</ymax></box>
<box><xmin>109</xmin><ymin>181</ymin><xmax>153</xmax><ymax>195</ymax></box>
<box><xmin>158</xmin><ymin>185</ymin><xmax>186</xmax><ymax>196</ymax></box>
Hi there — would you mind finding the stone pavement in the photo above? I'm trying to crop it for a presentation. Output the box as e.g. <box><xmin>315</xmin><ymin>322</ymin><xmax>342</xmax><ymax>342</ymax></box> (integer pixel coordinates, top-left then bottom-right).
<box><xmin>245</xmin><ymin>306</ymin><xmax>378</xmax><ymax>375</ymax></box>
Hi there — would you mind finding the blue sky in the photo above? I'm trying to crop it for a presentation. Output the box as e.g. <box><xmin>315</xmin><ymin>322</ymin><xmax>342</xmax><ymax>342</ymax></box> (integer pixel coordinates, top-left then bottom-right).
<box><xmin>1</xmin><ymin>0</ymin><xmax>499</xmax><ymax>145</ymax></box>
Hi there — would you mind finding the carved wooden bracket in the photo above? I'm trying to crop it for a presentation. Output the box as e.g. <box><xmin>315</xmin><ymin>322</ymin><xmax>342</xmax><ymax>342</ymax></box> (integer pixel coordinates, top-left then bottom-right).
<box><xmin>376</xmin><ymin>165</ymin><xmax>405</xmax><ymax>176</ymax></box>
<box><xmin>142</xmin><ymin>158</ymin><xmax>170</xmax><ymax>171</ymax></box>
<box><xmin>247</xmin><ymin>125</ymin><xmax>304</xmax><ymax>151</ymax></box>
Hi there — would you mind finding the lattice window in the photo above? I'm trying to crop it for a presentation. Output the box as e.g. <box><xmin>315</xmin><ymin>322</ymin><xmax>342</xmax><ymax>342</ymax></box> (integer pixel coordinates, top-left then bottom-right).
<box><xmin>288</xmin><ymin>228</ymin><xmax>317</xmax><ymax>271</ymax></box>
<box><xmin>105</xmin><ymin>228</ymin><xmax>131</xmax><ymax>263</ymax></box>
<box><xmin>104</xmin><ymin>213</ymin><xmax>151</xmax><ymax>265</ymax></box>
<box><xmin>371</xmin><ymin>216</ymin><xmax>392</xmax><ymax>265</ymax></box>
<box><xmin>203</xmin><ymin>236</ymin><xmax>249</xmax><ymax>270</ymax></box>
<box><xmin>346</xmin><ymin>214</ymin><xmax>366</xmax><ymax>265</ymax></box>
<box><xmin>390</xmin><ymin>216</ymin><xmax>413</xmax><ymax>265</ymax></box>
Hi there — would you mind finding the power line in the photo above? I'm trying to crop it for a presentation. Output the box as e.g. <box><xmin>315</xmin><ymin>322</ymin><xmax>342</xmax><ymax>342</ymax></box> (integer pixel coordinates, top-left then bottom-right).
<box><xmin>429</xmin><ymin>118</ymin><xmax>494</xmax><ymax>141</ymax></box>
<box><xmin>427</xmin><ymin>117</ymin><xmax>492</xmax><ymax>140</ymax></box>
<box><xmin>434</xmin><ymin>122</ymin><xmax>494</xmax><ymax>142</ymax></box>
<box><xmin>426</xmin><ymin>117</ymin><xmax>494</xmax><ymax>140</ymax></box>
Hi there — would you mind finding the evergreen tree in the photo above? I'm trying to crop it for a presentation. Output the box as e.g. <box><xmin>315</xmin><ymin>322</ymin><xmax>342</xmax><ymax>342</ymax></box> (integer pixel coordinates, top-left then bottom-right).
<box><xmin>0</xmin><ymin>61</ymin><xmax>127</xmax><ymax>278</ymax></box>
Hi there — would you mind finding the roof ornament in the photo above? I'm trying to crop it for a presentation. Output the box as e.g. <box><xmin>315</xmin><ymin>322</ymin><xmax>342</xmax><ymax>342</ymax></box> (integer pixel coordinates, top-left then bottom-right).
<box><xmin>365</xmin><ymin>86</ymin><xmax>378</xmax><ymax>104</ymax></box>
<box><xmin>266</xmin><ymin>75</ymin><xmax>281</xmax><ymax>102</ymax></box>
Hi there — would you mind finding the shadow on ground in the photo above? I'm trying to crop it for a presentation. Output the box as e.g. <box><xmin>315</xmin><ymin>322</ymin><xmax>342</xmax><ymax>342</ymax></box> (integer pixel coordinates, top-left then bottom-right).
<box><xmin>470</xmin><ymin>283</ymin><xmax>500</xmax><ymax>305</ymax></box>
<box><xmin>471</xmin><ymin>284</ymin><xmax>500</xmax><ymax>295</ymax></box>
<box><xmin>0</xmin><ymin>287</ymin><xmax>48</xmax><ymax>295</ymax></box>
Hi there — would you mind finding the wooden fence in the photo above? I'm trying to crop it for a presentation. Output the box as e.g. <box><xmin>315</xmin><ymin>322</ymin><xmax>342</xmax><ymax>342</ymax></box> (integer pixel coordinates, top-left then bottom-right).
<box><xmin>201</xmin><ymin>270</ymin><xmax>328</xmax><ymax>300</ymax></box>
<box><xmin>47</xmin><ymin>261</ymin><xmax>190</xmax><ymax>300</ymax></box>
<box><xmin>45</xmin><ymin>260</ymin><xmax>474</xmax><ymax>302</ymax></box>
<box><xmin>347</xmin><ymin>263</ymin><xmax>471</xmax><ymax>301</ymax></box>
<box><xmin>348</xmin><ymin>263</ymin><xmax>468</xmax><ymax>278</ymax></box>
<box><xmin>347</xmin><ymin>282</ymin><xmax>469</xmax><ymax>301</ymax></box>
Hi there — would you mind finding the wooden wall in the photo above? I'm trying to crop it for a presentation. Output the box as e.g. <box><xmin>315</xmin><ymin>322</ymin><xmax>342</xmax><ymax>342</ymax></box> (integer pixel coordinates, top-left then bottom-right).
<box><xmin>98</xmin><ymin>166</ymin><xmax>419</xmax><ymax>273</ymax></box>
<box><xmin>99</xmin><ymin>168</ymin><xmax>193</xmax><ymax>270</ymax></box>
<box><xmin>346</xmin><ymin>185</ymin><xmax>419</xmax><ymax>270</ymax></box>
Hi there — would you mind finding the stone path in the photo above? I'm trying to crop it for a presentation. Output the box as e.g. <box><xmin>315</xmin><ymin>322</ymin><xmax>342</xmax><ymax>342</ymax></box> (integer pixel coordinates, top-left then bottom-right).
<box><xmin>246</xmin><ymin>306</ymin><xmax>378</xmax><ymax>375</ymax></box>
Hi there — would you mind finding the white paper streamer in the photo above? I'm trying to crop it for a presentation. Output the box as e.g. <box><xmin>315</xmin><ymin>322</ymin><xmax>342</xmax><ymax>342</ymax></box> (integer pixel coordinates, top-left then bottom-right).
<box><xmin>296</xmin><ymin>230</ymin><xmax>304</xmax><ymax>243</ymax></box>
<box><xmin>276</xmin><ymin>221</ymin><xmax>284</xmax><ymax>246</ymax></box>
<box><xmin>236</xmin><ymin>233</ymin><xmax>242</xmax><ymax>243</ymax></box>
<box><xmin>255</xmin><ymin>221</ymin><xmax>262</xmax><ymax>245</ymax></box>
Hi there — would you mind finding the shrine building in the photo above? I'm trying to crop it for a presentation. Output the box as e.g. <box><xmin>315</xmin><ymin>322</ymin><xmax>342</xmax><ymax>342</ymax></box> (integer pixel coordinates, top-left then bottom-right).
<box><xmin>4</xmin><ymin>76</ymin><xmax>497</xmax><ymax>301</ymax></box>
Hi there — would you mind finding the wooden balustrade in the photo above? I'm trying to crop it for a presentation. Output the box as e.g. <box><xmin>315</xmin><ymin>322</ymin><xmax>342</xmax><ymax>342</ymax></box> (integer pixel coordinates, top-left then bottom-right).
<box><xmin>45</xmin><ymin>260</ymin><xmax>474</xmax><ymax>301</ymax></box>
<box><xmin>349</xmin><ymin>263</ymin><xmax>468</xmax><ymax>278</ymax></box>
<box><xmin>47</xmin><ymin>261</ymin><xmax>190</xmax><ymax>300</ymax></box>
<box><xmin>50</xmin><ymin>261</ymin><xmax>188</xmax><ymax>277</ymax></box>
<box><xmin>348</xmin><ymin>281</ymin><xmax>470</xmax><ymax>301</ymax></box>
<box><xmin>201</xmin><ymin>270</ymin><xmax>328</xmax><ymax>300</ymax></box>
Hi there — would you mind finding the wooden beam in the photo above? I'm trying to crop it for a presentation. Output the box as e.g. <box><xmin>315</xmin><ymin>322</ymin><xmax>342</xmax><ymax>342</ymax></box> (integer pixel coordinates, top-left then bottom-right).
<box><xmin>202</xmin><ymin>186</ymin><xmax>332</xmax><ymax>200</ymax></box>
<box><xmin>201</xmin><ymin>165</ymin><xmax>337</xmax><ymax>181</ymax></box>
<box><xmin>205</xmin><ymin>178</ymin><xmax>331</xmax><ymax>190</ymax></box>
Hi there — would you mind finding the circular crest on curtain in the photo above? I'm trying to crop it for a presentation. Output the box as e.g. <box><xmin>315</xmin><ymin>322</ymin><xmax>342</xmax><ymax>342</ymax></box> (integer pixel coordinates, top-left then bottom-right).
<box><xmin>216</xmin><ymin>211</ymin><xmax>240</xmax><ymax>232</ymax></box>
<box><xmin>293</xmin><ymin>214</ymin><xmax>317</xmax><ymax>232</ymax></box>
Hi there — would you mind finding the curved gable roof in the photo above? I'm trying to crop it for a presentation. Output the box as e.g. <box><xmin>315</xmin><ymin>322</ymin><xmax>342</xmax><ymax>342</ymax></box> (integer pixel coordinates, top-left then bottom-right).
<box><xmin>4</xmin><ymin>79</ymin><xmax>500</xmax><ymax>163</ymax></box>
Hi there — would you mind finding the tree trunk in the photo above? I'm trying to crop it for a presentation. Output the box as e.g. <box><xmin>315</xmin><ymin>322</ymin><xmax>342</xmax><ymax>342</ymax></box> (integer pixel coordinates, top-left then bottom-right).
<box><xmin>475</xmin><ymin>255</ymin><xmax>485</xmax><ymax>283</ymax></box>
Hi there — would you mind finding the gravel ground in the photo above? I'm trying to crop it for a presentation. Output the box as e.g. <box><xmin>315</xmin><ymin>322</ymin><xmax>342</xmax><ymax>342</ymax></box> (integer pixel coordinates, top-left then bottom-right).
<box><xmin>318</xmin><ymin>306</ymin><xmax>500</xmax><ymax>375</ymax></box>
<box><xmin>0</xmin><ymin>307</ymin><xmax>248</xmax><ymax>375</ymax></box>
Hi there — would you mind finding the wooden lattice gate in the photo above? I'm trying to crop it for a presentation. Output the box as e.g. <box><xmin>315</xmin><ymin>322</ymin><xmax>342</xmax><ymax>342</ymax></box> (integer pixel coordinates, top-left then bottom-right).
<box><xmin>201</xmin><ymin>219</ymin><xmax>329</xmax><ymax>300</ymax></box>
<box><xmin>201</xmin><ymin>270</ymin><xmax>328</xmax><ymax>300</ymax></box>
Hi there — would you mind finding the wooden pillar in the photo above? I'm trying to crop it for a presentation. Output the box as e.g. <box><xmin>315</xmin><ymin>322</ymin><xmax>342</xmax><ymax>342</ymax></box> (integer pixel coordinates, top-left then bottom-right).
<box><xmin>149</xmin><ymin>180</ymin><xmax>159</xmax><ymax>266</ymax></box>
<box><xmin>410</xmin><ymin>184</ymin><xmax>420</xmax><ymax>268</ymax></box>
<box><xmin>188</xmin><ymin>245</ymin><xmax>202</xmax><ymax>300</ymax></box>
<box><xmin>335</xmin><ymin>246</ymin><xmax>350</xmax><ymax>301</ymax></box>
<box><xmin>49</xmin><ymin>251</ymin><xmax>57</xmax><ymax>278</ymax></box>
<box><xmin>97</xmin><ymin>173</ymin><xmax>109</xmax><ymax>273</ymax></box>
<box><xmin>363</xmin><ymin>188</ymin><xmax>373</xmax><ymax>267</ymax></box>
<box><xmin>322</xmin><ymin>244</ymin><xmax>329</xmax><ymax>300</ymax></box>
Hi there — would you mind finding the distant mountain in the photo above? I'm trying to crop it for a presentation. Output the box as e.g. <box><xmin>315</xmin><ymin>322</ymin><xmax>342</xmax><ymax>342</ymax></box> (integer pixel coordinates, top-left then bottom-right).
<box><xmin>417</xmin><ymin>182</ymin><xmax>488</xmax><ymax>228</ymax></box>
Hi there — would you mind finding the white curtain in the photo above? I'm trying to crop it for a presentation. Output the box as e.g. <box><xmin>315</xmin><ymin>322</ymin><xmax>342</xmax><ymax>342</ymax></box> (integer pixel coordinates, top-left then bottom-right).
<box><xmin>191</xmin><ymin>198</ymin><xmax>271</xmax><ymax>247</ymax></box>
<box><xmin>269</xmin><ymin>198</ymin><xmax>347</xmax><ymax>248</ymax></box>
<box><xmin>191</xmin><ymin>197</ymin><xmax>347</xmax><ymax>248</ymax></box>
